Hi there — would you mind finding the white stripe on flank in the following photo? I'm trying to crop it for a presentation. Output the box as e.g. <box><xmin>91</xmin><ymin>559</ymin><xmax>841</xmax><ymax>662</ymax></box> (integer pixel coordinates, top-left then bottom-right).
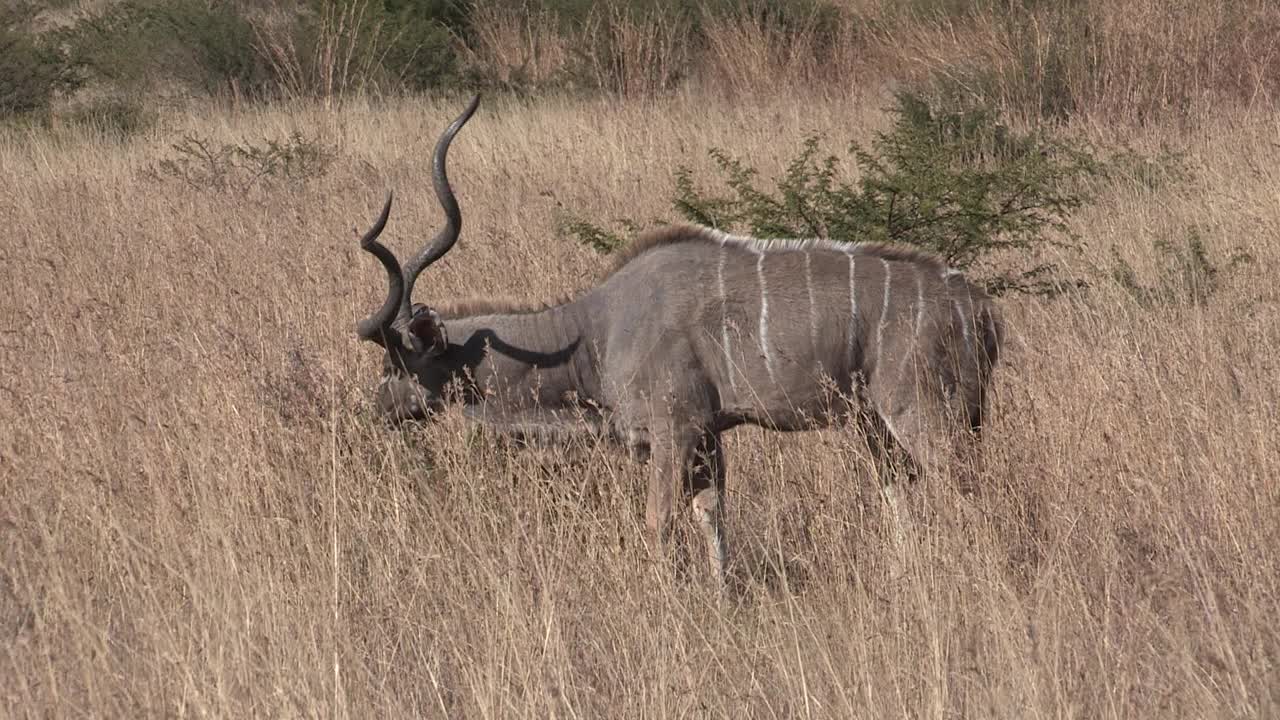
<box><xmin>906</xmin><ymin>266</ymin><xmax>925</xmax><ymax>377</ymax></box>
<box><xmin>804</xmin><ymin>251</ymin><xmax>818</xmax><ymax>357</ymax></box>
<box><xmin>915</xmin><ymin>267</ymin><xmax>925</xmax><ymax>337</ymax></box>
<box><xmin>951</xmin><ymin>269</ymin><xmax>972</xmax><ymax>359</ymax></box>
<box><xmin>846</xmin><ymin>252</ymin><xmax>858</xmax><ymax>376</ymax></box>
<box><xmin>875</xmin><ymin>259</ymin><xmax>891</xmax><ymax>376</ymax></box>
<box><xmin>954</xmin><ymin>297</ymin><xmax>971</xmax><ymax>346</ymax></box>
<box><xmin>964</xmin><ymin>285</ymin><xmax>977</xmax><ymax>361</ymax></box>
<box><xmin>981</xmin><ymin>305</ymin><xmax>994</xmax><ymax>355</ymax></box>
<box><xmin>757</xmin><ymin>251</ymin><xmax>777</xmax><ymax>383</ymax></box>
<box><xmin>718</xmin><ymin>246</ymin><xmax>738</xmax><ymax>394</ymax></box>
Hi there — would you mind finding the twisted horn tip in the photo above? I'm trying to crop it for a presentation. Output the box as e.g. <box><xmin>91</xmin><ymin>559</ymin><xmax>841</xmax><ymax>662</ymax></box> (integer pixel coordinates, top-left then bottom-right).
<box><xmin>360</xmin><ymin>192</ymin><xmax>394</xmax><ymax>249</ymax></box>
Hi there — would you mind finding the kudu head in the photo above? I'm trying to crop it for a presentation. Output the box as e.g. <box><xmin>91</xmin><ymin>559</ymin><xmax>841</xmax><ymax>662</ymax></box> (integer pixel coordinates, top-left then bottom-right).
<box><xmin>355</xmin><ymin>95</ymin><xmax>480</xmax><ymax>421</ymax></box>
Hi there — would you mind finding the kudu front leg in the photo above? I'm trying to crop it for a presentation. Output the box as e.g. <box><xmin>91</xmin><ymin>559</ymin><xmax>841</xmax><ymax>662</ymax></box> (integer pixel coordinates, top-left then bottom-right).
<box><xmin>643</xmin><ymin>428</ymin><xmax>729</xmax><ymax>586</ymax></box>
<box><xmin>643</xmin><ymin>432</ymin><xmax>682</xmax><ymax>548</ymax></box>
<box><xmin>689</xmin><ymin>432</ymin><xmax>728</xmax><ymax>585</ymax></box>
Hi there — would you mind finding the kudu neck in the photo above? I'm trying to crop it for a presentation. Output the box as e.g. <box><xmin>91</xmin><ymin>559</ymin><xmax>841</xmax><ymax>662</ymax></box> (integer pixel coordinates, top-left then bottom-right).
<box><xmin>444</xmin><ymin>300</ymin><xmax>600</xmax><ymax>410</ymax></box>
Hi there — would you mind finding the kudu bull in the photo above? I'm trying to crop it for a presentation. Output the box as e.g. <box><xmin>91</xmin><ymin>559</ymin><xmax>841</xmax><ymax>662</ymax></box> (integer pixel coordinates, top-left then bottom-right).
<box><xmin>355</xmin><ymin>95</ymin><xmax>1003</xmax><ymax>582</ymax></box>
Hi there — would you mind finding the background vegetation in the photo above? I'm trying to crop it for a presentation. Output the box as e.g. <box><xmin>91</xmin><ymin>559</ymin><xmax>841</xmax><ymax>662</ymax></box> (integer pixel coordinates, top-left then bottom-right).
<box><xmin>1</xmin><ymin>1</ymin><xmax>1278</xmax><ymax>717</ymax></box>
<box><xmin>4</xmin><ymin>0</ymin><xmax>1280</xmax><ymax>122</ymax></box>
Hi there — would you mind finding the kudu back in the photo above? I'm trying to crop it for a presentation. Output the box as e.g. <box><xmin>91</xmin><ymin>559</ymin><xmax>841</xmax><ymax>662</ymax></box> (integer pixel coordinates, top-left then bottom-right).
<box><xmin>354</xmin><ymin>95</ymin><xmax>1004</xmax><ymax>583</ymax></box>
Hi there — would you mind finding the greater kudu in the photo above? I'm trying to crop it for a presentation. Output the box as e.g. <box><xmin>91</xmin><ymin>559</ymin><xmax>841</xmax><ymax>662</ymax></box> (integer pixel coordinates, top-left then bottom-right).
<box><xmin>355</xmin><ymin>95</ymin><xmax>1004</xmax><ymax>582</ymax></box>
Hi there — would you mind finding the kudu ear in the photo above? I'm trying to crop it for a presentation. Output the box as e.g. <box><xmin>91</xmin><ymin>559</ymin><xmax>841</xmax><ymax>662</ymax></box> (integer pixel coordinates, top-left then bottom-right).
<box><xmin>408</xmin><ymin>307</ymin><xmax>449</xmax><ymax>356</ymax></box>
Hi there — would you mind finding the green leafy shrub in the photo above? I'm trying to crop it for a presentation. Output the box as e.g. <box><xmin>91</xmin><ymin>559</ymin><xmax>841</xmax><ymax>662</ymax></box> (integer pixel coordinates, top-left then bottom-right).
<box><xmin>63</xmin><ymin>97</ymin><xmax>156</xmax><ymax>139</ymax></box>
<box><xmin>1098</xmin><ymin>144</ymin><xmax>1192</xmax><ymax>194</ymax></box>
<box><xmin>663</xmin><ymin>91</ymin><xmax>1101</xmax><ymax>294</ymax></box>
<box><xmin>381</xmin><ymin>0</ymin><xmax>467</xmax><ymax>91</ymax></box>
<box><xmin>145</xmin><ymin>131</ymin><xmax>337</xmax><ymax>193</ymax></box>
<box><xmin>0</xmin><ymin>25</ymin><xmax>77</xmax><ymax>118</ymax></box>
<box><xmin>556</xmin><ymin>215</ymin><xmax>648</xmax><ymax>254</ymax></box>
<box><xmin>1109</xmin><ymin>228</ymin><xmax>1253</xmax><ymax>309</ymax></box>
<box><xmin>67</xmin><ymin>0</ymin><xmax>266</xmax><ymax>97</ymax></box>
<box><xmin>257</xmin><ymin>0</ymin><xmax>466</xmax><ymax>99</ymax></box>
<box><xmin>560</xmin><ymin>219</ymin><xmax>627</xmax><ymax>254</ymax></box>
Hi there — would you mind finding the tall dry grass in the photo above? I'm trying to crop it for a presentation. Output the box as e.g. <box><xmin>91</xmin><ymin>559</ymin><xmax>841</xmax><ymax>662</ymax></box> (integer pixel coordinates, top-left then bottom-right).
<box><xmin>1</xmin><ymin>91</ymin><xmax>1278</xmax><ymax>717</ymax></box>
<box><xmin>878</xmin><ymin>0</ymin><xmax>1280</xmax><ymax>124</ymax></box>
<box><xmin>460</xmin><ymin>0</ymin><xmax>1280</xmax><ymax>121</ymax></box>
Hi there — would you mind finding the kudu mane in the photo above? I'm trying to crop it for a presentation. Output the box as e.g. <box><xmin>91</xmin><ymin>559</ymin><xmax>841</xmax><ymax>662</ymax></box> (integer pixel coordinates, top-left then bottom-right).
<box><xmin>439</xmin><ymin>224</ymin><xmax>956</xmax><ymax>320</ymax></box>
<box><xmin>610</xmin><ymin>223</ymin><xmax>953</xmax><ymax>271</ymax></box>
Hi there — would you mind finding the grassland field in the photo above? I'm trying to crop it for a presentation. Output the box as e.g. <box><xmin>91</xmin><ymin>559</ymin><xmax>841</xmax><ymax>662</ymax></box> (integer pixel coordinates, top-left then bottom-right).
<box><xmin>1</xmin><ymin>87</ymin><xmax>1278</xmax><ymax>717</ymax></box>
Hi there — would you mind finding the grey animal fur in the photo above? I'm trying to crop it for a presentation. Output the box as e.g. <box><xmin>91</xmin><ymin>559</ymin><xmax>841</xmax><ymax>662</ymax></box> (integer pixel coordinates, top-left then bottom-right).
<box><xmin>355</xmin><ymin>95</ymin><xmax>1004</xmax><ymax>583</ymax></box>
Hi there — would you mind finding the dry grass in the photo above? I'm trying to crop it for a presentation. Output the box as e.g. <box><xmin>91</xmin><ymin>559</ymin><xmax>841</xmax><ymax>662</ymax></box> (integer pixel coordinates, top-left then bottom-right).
<box><xmin>1</xmin><ymin>91</ymin><xmax>1278</xmax><ymax>717</ymax></box>
<box><xmin>458</xmin><ymin>0</ymin><xmax>1280</xmax><ymax>122</ymax></box>
<box><xmin>874</xmin><ymin>0</ymin><xmax>1280</xmax><ymax>124</ymax></box>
